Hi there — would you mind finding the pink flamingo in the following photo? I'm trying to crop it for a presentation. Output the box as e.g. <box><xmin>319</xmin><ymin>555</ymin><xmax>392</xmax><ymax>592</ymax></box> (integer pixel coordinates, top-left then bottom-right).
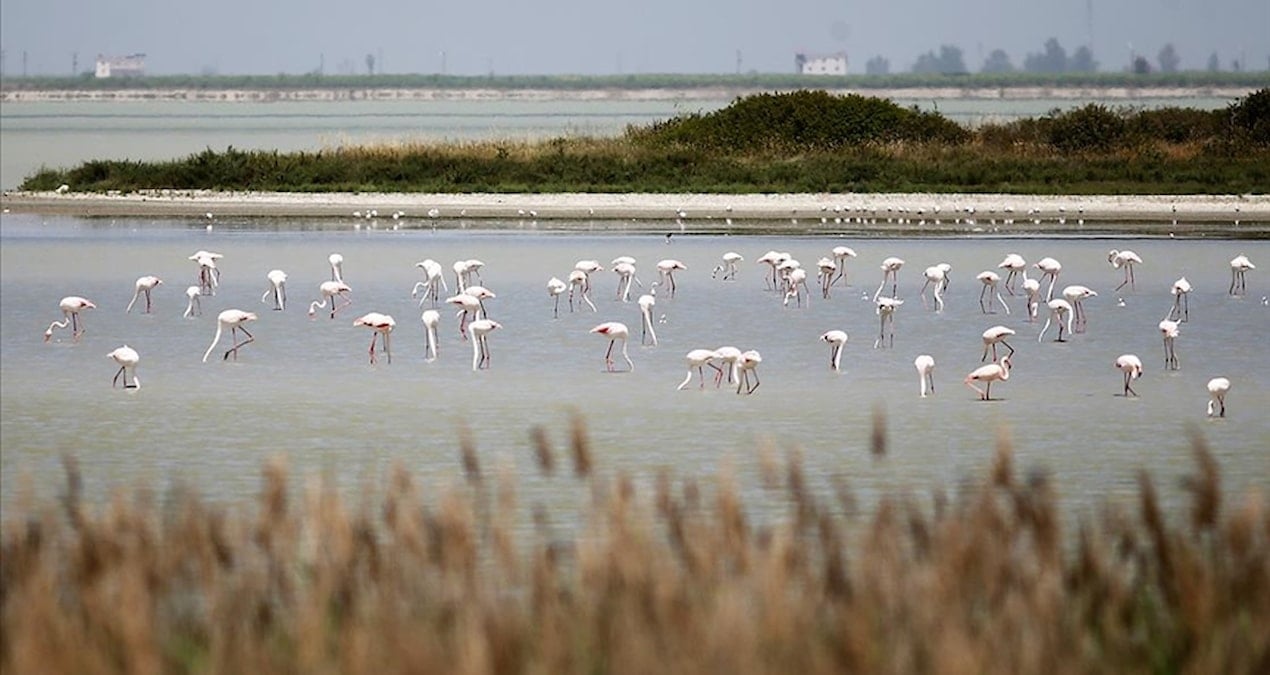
<box><xmin>656</xmin><ymin>259</ymin><xmax>687</xmax><ymax>298</ymax></box>
<box><xmin>468</xmin><ymin>319</ymin><xmax>501</xmax><ymax>370</ymax></box>
<box><xmin>1114</xmin><ymin>354</ymin><xmax>1143</xmax><ymax>397</ymax></box>
<box><xmin>873</xmin><ymin>257</ymin><xmax>905</xmax><ymax>302</ymax></box>
<box><xmin>977</xmin><ymin>271</ymin><xmax>1010</xmax><ymax>315</ymax></box>
<box><xmin>712</xmin><ymin>252</ymin><xmax>743</xmax><ymax>281</ymax></box>
<box><xmin>546</xmin><ymin>277</ymin><xmax>568</xmax><ymax>318</ymax></box>
<box><xmin>422</xmin><ymin>309</ymin><xmax>440</xmax><ymax>361</ymax></box>
<box><xmin>1159</xmin><ymin>316</ymin><xmax>1181</xmax><ymax>370</ymax></box>
<box><xmin>353</xmin><ymin>312</ymin><xmax>396</xmax><ymax>364</ymax></box>
<box><xmin>44</xmin><ymin>296</ymin><xmax>96</xmax><ymax>342</ymax></box>
<box><xmin>1206</xmin><ymin>377</ymin><xmax>1230</xmax><ymax>417</ymax></box>
<box><xmin>568</xmin><ymin>270</ymin><xmax>596</xmax><ymax>312</ymax></box>
<box><xmin>446</xmin><ymin>293</ymin><xmax>482</xmax><ymax>340</ymax></box>
<box><xmin>1229</xmin><ymin>255</ymin><xmax>1254</xmax><ymax>295</ymax></box>
<box><xmin>125</xmin><ymin>275</ymin><xmax>162</xmax><ymax>314</ymax></box>
<box><xmin>914</xmin><ymin>354</ymin><xmax>935</xmax><ymax>398</ymax></box>
<box><xmin>308</xmin><ymin>281</ymin><xmax>352</xmax><ymax>319</ymax></box>
<box><xmin>1107</xmin><ymin>249</ymin><xmax>1142</xmax><ymax>291</ymax></box>
<box><xmin>1038</xmin><ymin>299</ymin><xmax>1073</xmax><ymax>342</ymax></box>
<box><xmin>1169</xmin><ymin>277</ymin><xmax>1192</xmax><ymax>322</ymax></box>
<box><xmin>261</xmin><ymin>270</ymin><xmax>287</xmax><ymax>311</ymax></box>
<box><xmin>183</xmin><ymin>286</ymin><xmax>202</xmax><ymax>318</ymax></box>
<box><xmin>919</xmin><ymin>263</ymin><xmax>951</xmax><ymax>311</ymax></box>
<box><xmin>821</xmin><ymin>330</ymin><xmax>848</xmax><ymax>372</ymax></box>
<box><xmin>965</xmin><ymin>356</ymin><xmax>1012</xmax><ymax>400</ymax></box>
<box><xmin>1034</xmin><ymin>257</ymin><xmax>1062</xmax><ymax>301</ymax></box>
<box><xmin>735</xmin><ymin>350</ymin><xmax>762</xmax><ymax>394</ymax></box>
<box><xmin>830</xmin><ymin>246</ymin><xmax>857</xmax><ymax>286</ymax></box>
<box><xmin>107</xmin><ymin>345</ymin><xmax>141</xmax><ymax>389</ymax></box>
<box><xmin>202</xmin><ymin>309</ymin><xmax>257</xmax><ymax>362</ymax></box>
<box><xmin>1062</xmin><ymin>285</ymin><xmax>1097</xmax><ymax>333</ymax></box>
<box><xmin>997</xmin><ymin>253</ymin><xmax>1027</xmax><ymax>295</ymax></box>
<box><xmin>980</xmin><ymin>325</ymin><xmax>1016</xmax><ymax>362</ymax></box>
<box><xmin>677</xmin><ymin>349</ymin><xmax>719</xmax><ymax>390</ymax></box>
<box><xmin>590</xmin><ymin>322</ymin><xmax>633</xmax><ymax>372</ymax></box>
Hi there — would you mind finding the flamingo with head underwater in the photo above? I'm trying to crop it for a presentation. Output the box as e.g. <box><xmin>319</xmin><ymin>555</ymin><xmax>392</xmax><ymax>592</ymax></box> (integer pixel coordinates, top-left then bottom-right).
<box><xmin>261</xmin><ymin>270</ymin><xmax>287</xmax><ymax>311</ymax></box>
<box><xmin>821</xmin><ymin>330</ymin><xmax>848</xmax><ymax>372</ymax></box>
<box><xmin>353</xmin><ymin>312</ymin><xmax>396</xmax><ymax>365</ymax></box>
<box><xmin>590</xmin><ymin>322</ymin><xmax>633</xmax><ymax>372</ymax></box>
<box><xmin>1114</xmin><ymin>354</ymin><xmax>1143</xmax><ymax>397</ymax></box>
<box><xmin>44</xmin><ymin>296</ymin><xmax>96</xmax><ymax>342</ymax></box>
<box><xmin>107</xmin><ymin>345</ymin><xmax>141</xmax><ymax>389</ymax></box>
<box><xmin>914</xmin><ymin>354</ymin><xmax>935</xmax><ymax>398</ymax></box>
<box><xmin>202</xmin><ymin>309</ymin><xmax>257</xmax><ymax>362</ymax></box>
<box><xmin>125</xmin><ymin>275</ymin><xmax>162</xmax><ymax>314</ymax></box>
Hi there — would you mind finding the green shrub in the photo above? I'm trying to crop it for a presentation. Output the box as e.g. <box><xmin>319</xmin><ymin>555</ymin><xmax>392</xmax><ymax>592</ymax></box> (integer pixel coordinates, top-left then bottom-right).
<box><xmin>1046</xmin><ymin>104</ymin><xmax>1126</xmax><ymax>152</ymax></box>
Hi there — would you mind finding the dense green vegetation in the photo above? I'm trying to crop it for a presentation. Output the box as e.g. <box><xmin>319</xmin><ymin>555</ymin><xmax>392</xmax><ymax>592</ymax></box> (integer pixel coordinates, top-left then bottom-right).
<box><xmin>2</xmin><ymin>70</ymin><xmax>1267</xmax><ymax>92</ymax></box>
<box><xmin>21</xmin><ymin>88</ymin><xmax>1270</xmax><ymax>195</ymax></box>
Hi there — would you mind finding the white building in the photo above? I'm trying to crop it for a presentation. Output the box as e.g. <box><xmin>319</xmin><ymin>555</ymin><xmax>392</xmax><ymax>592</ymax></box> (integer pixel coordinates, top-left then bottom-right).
<box><xmin>95</xmin><ymin>54</ymin><xmax>146</xmax><ymax>79</ymax></box>
<box><xmin>795</xmin><ymin>52</ymin><xmax>847</xmax><ymax>75</ymax></box>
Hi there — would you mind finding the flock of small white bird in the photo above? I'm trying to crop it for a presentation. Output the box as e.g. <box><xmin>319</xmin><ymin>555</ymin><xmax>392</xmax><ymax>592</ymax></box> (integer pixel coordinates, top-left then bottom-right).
<box><xmin>42</xmin><ymin>240</ymin><xmax>1258</xmax><ymax>415</ymax></box>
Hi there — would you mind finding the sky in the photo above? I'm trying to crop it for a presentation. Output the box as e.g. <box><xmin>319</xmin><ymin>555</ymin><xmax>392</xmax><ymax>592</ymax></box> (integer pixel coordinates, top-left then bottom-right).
<box><xmin>1</xmin><ymin>0</ymin><xmax>1267</xmax><ymax>77</ymax></box>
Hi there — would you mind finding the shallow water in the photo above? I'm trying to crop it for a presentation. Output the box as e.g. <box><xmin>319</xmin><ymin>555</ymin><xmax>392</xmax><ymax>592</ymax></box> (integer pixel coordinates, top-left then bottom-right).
<box><xmin>2</xmin><ymin>214</ymin><xmax>1268</xmax><ymax>531</ymax></box>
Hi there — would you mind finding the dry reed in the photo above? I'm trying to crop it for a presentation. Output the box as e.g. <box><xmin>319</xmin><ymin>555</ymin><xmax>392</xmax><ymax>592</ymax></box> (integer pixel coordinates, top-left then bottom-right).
<box><xmin>2</xmin><ymin>416</ymin><xmax>1267</xmax><ymax>675</ymax></box>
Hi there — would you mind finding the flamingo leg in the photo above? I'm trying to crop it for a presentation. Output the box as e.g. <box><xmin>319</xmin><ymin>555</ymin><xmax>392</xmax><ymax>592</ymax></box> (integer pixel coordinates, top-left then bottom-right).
<box><xmin>979</xmin><ymin>285</ymin><xmax>989</xmax><ymax>314</ymax></box>
<box><xmin>553</xmin><ymin>295</ymin><xmax>560</xmax><ymax>318</ymax></box>
<box><xmin>113</xmin><ymin>366</ymin><xmax>125</xmax><ymax>388</ymax></box>
<box><xmin>1002</xmin><ymin>340</ymin><xmax>1015</xmax><ymax>359</ymax></box>
<box><xmin>224</xmin><ymin>326</ymin><xmax>255</xmax><ymax>361</ymax></box>
<box><xmin>965</xmin><ymin>378</ymin><xmax>986</xmax><ymax>399</ymax></box>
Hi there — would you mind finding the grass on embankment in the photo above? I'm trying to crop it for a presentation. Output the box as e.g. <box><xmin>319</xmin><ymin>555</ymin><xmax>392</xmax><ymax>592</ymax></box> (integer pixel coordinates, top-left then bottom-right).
<box><xmin>2</xmin><ymin>415</ymin><xmax>1267</xmax><ymax>674</ymax></box>
<box><xmin>20</xmin><ymin>88</ymin><xmax>1270</xmax><ymax>195</ymax></box>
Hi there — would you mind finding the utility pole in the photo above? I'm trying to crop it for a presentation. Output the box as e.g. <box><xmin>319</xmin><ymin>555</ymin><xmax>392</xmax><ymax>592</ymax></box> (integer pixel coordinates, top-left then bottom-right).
<box><xmin>23</xmin><ymin>50</ymin><xmax>29</xmax><ymax>77</ymax></box>
<box><xmin>72</xmin><ymin>52</ymin><xmax>78</xmax><ymax>75</ymax></box>
<box><xmin>1</xmin><ymin>50</ymin><xmax>6</xmax><ymax>78</ymax></box>
<box><xmin>440</xmin><ymin>50</ymin><xmax>447</xmax><ymax>75</ymax></box>
<box><xmin>735</xmin><ymin>49</ymin><xmax>742</xmax><ymax>74</ymax></box>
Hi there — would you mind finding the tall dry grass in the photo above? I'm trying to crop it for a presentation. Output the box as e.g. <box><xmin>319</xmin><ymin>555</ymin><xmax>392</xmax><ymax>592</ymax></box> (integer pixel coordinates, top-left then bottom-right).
<box><xmin>2</xmin><ymin>415</ymin><xmax>1267</xmax><ymax>674</ymax></box>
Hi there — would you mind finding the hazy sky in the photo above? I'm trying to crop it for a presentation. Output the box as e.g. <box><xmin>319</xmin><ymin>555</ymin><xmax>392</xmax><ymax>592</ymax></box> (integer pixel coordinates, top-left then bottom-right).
<box><xmin>1</xmin><ymin>0</ymin><xmax>1267</xmax><ymax>77</ymax></box>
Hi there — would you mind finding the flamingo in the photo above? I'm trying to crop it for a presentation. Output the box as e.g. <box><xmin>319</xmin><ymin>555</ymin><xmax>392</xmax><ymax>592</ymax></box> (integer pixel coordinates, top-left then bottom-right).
<box><xmin>421</xmin><ymin>309</ymin><xmax>440</xmax><ymax>361</ymax></box>
<box><xmin>1062</xmin><ymin>285</ymin><xmax>1097</xmax><ymax>333</ymax></box>
<box><xmin>1022</xmin><ymin>270</ymin><xmax>1042</xmax><ymax>322</ymax></box>
<box><xmin>712</xmin><ymin>252</ymin><xmax>743</xmax><ymax>281</ymax></box>
<box><xmin>329</xmin><ymin>253</ymin><xmax>345</xmax><ymax>283</ymax></box>
<box><xmin>125</xmin><ymin>276</ymin><xmax>162</xmax><ymax>314</ymax></box>
<box><xmin>1170</xmin><ymin>277</ymin><xmax>1192</xmax><ymax>322</ymax></box>
<box><xmin>831</xmin><ymin>246</ymin><xmax>857</xmax><ymax>286</ymax></box>
<box><xmin>874</xmin><ymin>297</ymin><xmax>903</xmax><ymax>348</ymax></box>
<box><xmin>353</xmin><ymin>312</ymin><xmax>395</xmax><ymax>364</ymax></box>
<box><xmin>677</xmin><ymin>349</ymin><xmax>719</xmax><ymax>390</ymax></box>
<box><xmin>308</xmin><ymin>281</ymin><xmax>352</xmax><ymax>319</ymax></box>
<box><xmin>573</xmin><ymin>260</ymin><xmax>603</xmax><ymax>294</ymax></box>
<box><xmin>920</xmin><ymin>264</ymin><xmax>952</xmax><ymax>311</ymax></box>
<box><xmin>638</xmin><ymin>294</ymin><xmax>658</xmax><ymax>346</ymax></box>
<box><xmin>1034</xmin><ymin>257</ymin><xmax>1062</xmax><ymax>301</ymax></box>
<box><xmin>183</xmin><ymin>286</ymin><xmax>202</xmax><ymax>318</ymax></box>
<box><xmin>590</xmin><ymin>322</ymin><xmax>633</xmax><ymax>372</ymax></box>
<box><xmin>735</xmin><ymin>350</ymin><xmax>762</xmax><ymax>394</ymax></box>
<box><xmin>712</xmin><ymin>346</ymin><xmax>743</xmax><ymax>386</ymax></box>
<box><xmin>1038</xmin><ymin>299</ymin><xmax>1073</xmax><ymax>342</ymax></box>
<box><xmin>997</xmin><ymin>253</ymin><xmax>1027</xmax><ymax>295</ymax></box>
<box><xmin>202</xmin><ymin>309</ymin><xmax>257</xmax><ymax>362</ymax></box>
<box><xmin>1206</xmin><ymin>377</ymin><xmax>1230</xmax><ymax>417</ymax></box>
<box><xmin>1159</xmin><ymin>317</ymin><xmax>1181</xmax><ymax>370</ymax></box>
<box><xmin>656</xmin><ymin>259</ymin><xmax>687</xmax><ymax>298</ymax></box>
<box><xmin>1115</xmin><ymin>354</ymin><xmax>1143</xmax><ymax>397</ymax></box>
<box><xmin>756</xmin><ymin>250</ymin><xmax>790</xmax><ymax>291</ymax></box>
<box><xmin>468</xmin><ymin>319</ymin><xmax>501</xmax><ymax>370</ymax></box>
<box><xmin>1107</xmin><ymin>249</ymin><xmax>1142</xmax><ymax>291</ymax></box>
<box><xmin>976</xmin><ymin>271</ymin><xmax>1010</xmax><ymax>315</ymax></box>
<box><xmin>816</xmin><ymin>258</ymin><xmax>837</xmax><ymax>299</ymax></box>
<box><xmin>260</xmin><ymin>270</ymin><xmax>287</xmax><ymax>311</ymax></box>
<box><xmin>820</xmin><ymin>330</ymin><xmax>848</xmax><ymax>372</ymax></box>
<box><xmin>568</xmin><ymin>270</ymin><xmax>596</xmax><ymax>312</ymax></box>
<box><xmin>462</xmin><ymin>285</ymin><xmax>496</xmax><ymax>318</ymax></box>
<box><xmin>783</xmin><ymin>267</ymin><xmax>811</xmax><ymax>307</ymax></box>
<box><xmin>914</xmin><ymin>354</ymin><xmax>936</xmax><ymax>398</ymax></box>
<box><xmin>107</xmin><ymin>345</ymin><xmax>140</xmax><ymax>389</ymax></box>
<box><xmin>873</xmin><ymin>257</ymin><xmax>905</xmax><ymax>302</ymax></box>
<box><xmin>980</xmin><ymin>326</ymin><xmax>1016</xmax><ymax>362</ymax></box>
<box><xmin>189</xmin><ymin>250</ymin><xmax>222</xmax><ymax>296</ymax></box>
<box><xmin>411</xmin><ymin>259</ymin><xmax>447</xmax><ymax>306</ymax></box>
<box><xmin>44</xmin><ymin>296</ymin><xmax>96</xmax><ymax>342</ymax></box>
<box><xmin>546</xmin><ymin>276</ymin><xmax>568</xmax><ymax>318</ymax></box>
<box><xmin>446</xmin><ymin>293</ymin><xmax>482</xmax><ymax>340</ymax></box>
<box><xmin>775</xmin><ymin>258</ymin><xmax>802</xmax><ymax>296</ymax></box>
<box><xmin>613</xmin><ymin>261</ymin><xmax>642</xmax><ymax>302</ymax></box>
<box><xmin>1229</xmin><ymin>255</ymin><xmax>1255</xmax><ymax>295</ymax></box>
<box><xmin>965</xmin><ymin>356</ymin><xmax>1012</xmax><ymax>400</ymax></box>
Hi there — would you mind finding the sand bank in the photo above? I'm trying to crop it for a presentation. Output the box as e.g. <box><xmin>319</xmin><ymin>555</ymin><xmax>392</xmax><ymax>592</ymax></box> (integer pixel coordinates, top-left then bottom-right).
<box><xmin>3</xmin><ymin>190</ymin><xmax>1268</xmax><ymax>237</ymax></box>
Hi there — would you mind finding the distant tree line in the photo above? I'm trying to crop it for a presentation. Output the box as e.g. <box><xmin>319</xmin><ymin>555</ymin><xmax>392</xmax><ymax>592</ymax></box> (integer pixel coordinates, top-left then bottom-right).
<box><xmin>860</xmin><ymin>38</ymin><xmax>1251</xmax><ymax>77</ymax></box>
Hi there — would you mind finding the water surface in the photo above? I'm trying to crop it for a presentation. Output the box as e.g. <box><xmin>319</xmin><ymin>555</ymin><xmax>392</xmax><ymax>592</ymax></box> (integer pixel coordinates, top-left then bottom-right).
<box><xmin>3</xmin><ymin>214</ymin><xmax>1267</xmax><ymax>532</ymax></box>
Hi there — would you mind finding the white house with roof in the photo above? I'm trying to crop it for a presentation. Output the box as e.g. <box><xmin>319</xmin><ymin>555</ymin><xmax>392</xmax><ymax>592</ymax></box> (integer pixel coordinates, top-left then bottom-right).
<box><xmin>795</xmin><ymin>52</ymin><xmax>847</xmax><ymax>75</ymax></box>
<box><xmin>95</xmin><ymin>54</ymin><xmax>147</xmax><ymax>79</ymax></box>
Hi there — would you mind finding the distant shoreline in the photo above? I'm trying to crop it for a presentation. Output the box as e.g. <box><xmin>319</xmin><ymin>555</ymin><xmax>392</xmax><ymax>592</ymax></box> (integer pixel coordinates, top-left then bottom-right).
<box><xmin>0</xmin><ymin>85</ymin><xmax>1258</xmax><ymax>104</ymax></box>
<box><xmin>5</xmin><ymin>190</ymin><xmax>1268</xmax><ymax>237</ymax></box>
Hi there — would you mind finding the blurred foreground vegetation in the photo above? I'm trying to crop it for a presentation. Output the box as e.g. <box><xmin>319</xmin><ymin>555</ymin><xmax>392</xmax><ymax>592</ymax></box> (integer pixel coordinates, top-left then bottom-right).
<box><xmin>2</xmin><ymin>416</ymin><xmax>1267</xmax><ymax>674</ymax></box>
<box><xmin>21</xmin><ymin>88</ymin><xmax>1270</xmax><ymax>195</ymax></box>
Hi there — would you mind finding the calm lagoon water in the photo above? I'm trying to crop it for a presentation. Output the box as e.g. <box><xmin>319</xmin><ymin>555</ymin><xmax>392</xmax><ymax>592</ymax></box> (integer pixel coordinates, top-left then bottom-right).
<box><xmin>2</xmin><ymin>213</ymin><xmax>1268</xmax><ymax>531</ymax></box>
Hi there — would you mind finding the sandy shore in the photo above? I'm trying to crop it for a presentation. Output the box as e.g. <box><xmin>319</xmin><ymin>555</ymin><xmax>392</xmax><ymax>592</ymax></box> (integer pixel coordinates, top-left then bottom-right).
<box><xmin>3</xmin><ymin>190</ymin><xmax>1268</xmax><ymax>236</ymax></box>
